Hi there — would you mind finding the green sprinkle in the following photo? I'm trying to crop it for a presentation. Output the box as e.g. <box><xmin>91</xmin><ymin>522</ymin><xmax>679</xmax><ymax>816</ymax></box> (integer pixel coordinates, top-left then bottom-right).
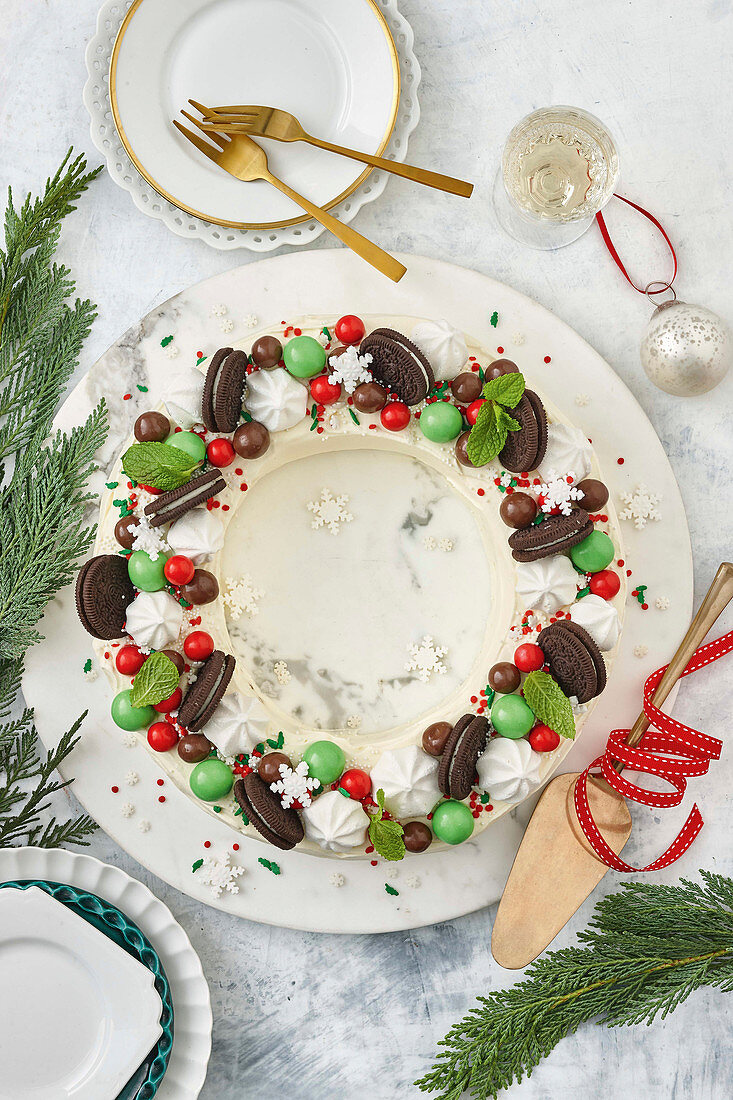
<box><xmin>192</xmin><ymin>858</ymin><xmax>204</xmax><ymax>873</ymax></box>
<box><xmin>348</xmin><ymin>407</ymin><xmax>360</xmax><ymax>425</ymax></box>
<box><xmin>338</xmin><ymin>786</ymin><xmax>350</xmax><ymax>798</ymax></box>
<box><xmin>480</xmin><ymin>792</ymin><xmax>491</xmax><ymax>804</ymax></box>
<box><xmin>490</xmin><ymin>311</ymin><xmax>499</xmax><ymax>328</ymax></box>
<box><xmin>483</xmin><ymin>687</ymin><xmax>496</xmax><ymax>709</ymax></box>
<box><xmin>112</xmin><ymin>498</ymin><xmax>127</xmax><ymax>508</ymax></box>
<box><xmin>83</xmin><ymin>658</ymin><xmax>92</xmax><ymax>673</ymax></box>
<box><xmin>266</xmin><ymin>731</ymin><xmax>285</xmax><ymax>750</ymax></box>
<box><xmin>136</xmin><ymin>384</ymin><xmax>148</xmax><ymax>393</ymax></box>
<box><xmin>240</xmin><ymin>408</ymin><xmax>251</xmax><ymax>422</ymax></box>
<box><xmin>478</xmin><ymin>365</ymin><xmax>485</xmax><ymax>383</ymax></box>
<box><xmin>196</xmin><ymin>354</ymin><xmax>208</xmax><ymax>366</ymax></box>
<box><xmin>213</xmin><ymin>805</ymin><xmax>222</xmax><ymax>813</ymax></box>
<box><xmin>161</xmin><ymin>334</ymin><xmax>174</xmax><ymax>347</ymax></box>
<box><xmin>385</xmin><ymin>883</ymin><xmax>399</xmax><ymax>896</ymax></box>
<box><xmin>532</xmin><ymin>513</ymin><xmax>545</xmax><ymax>525</ymax></box>
<box><xmin>321</xmin><ymin>326</ymin><xmax>331</xmax><ymax>340</ymax></box>
<box><xmin>105</xmin><ymin>481</ymin><xmax>118</xmax><ymax>490</ymax></box>
<box><xmin>576</xmin><ymin>586</ymin><xmax>591</xmax><ymax>599</ymax></box>
<box><xmin>254</xmin><ymin>741</ymin><xmax>265</xmax><ymax>755</ymax></box>
<box><xmin>258</xmin><ymin>857</ymin><xmax>281</xmax><ymax>875</ymax></box>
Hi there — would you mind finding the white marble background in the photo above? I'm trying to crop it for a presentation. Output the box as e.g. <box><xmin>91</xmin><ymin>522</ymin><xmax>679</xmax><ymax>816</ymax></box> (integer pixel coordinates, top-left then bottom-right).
<box><xmin>2</xmin><ymin>1</ymin><xmax>733</xmax><ymax>1097</ymax></box>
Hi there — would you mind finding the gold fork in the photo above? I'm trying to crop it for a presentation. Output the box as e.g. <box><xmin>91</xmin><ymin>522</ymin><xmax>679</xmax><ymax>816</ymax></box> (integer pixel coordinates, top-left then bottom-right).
<box><xmin>194</xmin><ymin>102</ymin><xmax>474</xmax><ymax>198</ymax></box>
<box><xmin>173</xmin><ymin>106</ymin><xmax>406</xmax><ymax>283</ymax></box>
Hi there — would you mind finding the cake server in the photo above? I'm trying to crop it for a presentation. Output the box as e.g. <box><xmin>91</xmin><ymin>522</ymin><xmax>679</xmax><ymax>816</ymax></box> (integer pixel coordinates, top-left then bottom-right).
<box><xmin>173</xmin><ymin>106</ymin><xmax>406</xmax><ymax>283</ymax></box>
<box><xmin>194</xmin><ymin>102</ymin><xmax>474</xmax><ymax>198</ymax></box>
<box><xmin>492</xmin><ymin>560</ymin><xmax>733</xmax><ymax>970</ymax></box>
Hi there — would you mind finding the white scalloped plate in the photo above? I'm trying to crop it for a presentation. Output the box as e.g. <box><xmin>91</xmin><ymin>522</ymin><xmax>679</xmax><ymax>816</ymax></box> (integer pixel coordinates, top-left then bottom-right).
<box><xmin>0</xmin><ymin>847</ymin><xmax>212</xmax><ymax>1100</ymax></box>
<box><xmin>84</xmin><ymin>0</ymin><xmax>421</xmax><ymax>250</ymax></box>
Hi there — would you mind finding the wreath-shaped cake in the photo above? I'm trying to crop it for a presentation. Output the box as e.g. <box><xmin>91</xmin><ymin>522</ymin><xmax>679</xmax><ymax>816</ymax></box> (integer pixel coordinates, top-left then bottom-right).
<box><xmin>77</xmin><ymin>314</ymin><xmax>625</xmax><ymax>860</ymax></box>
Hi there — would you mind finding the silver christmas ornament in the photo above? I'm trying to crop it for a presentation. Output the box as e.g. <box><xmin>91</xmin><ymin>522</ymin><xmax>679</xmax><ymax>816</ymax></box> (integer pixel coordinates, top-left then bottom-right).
<box><xmin>640</xmin><ymin>298</ymin><xmax>731</xmax><ymax>397</ymax></box>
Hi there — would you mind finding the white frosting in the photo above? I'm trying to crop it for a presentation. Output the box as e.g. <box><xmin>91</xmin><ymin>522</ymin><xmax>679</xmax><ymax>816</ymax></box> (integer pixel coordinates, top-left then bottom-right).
<box><xmin>411</xmin><ymin>319</ymin><xmax>468</xmax><ymax>381</ymax></box>
<box><xmin>370</xmin><ymin>744</ymin><xmax>441</xmax><ymax>818</ymax></box>
<box><xmin>302</xmin><ymin>790</ymin><xmax>369</xmax><ymax>852</ymax></box>
<box><xmin>569</xmin><ymin>593</ymin><xmax>620</xmax><ymax>651</ymax></box>
<box><xmin>167</xmin><ymin>507</ymin><xmax>224</xmax><ymax>565</ymax></box>
<box><xmin>477</xmin><ymin>737</ymin><xmax>543</xmax><ymax>803</ymax></box>
<box><xmin>124</xmin><ymin>590</ymin><xmax>182</xmax><ymax>650</ymax></box>
<box><xmin>244</xmin><ymin>369</ymin><xmax>307</xmax><ymax>432</ymax></box>
<box><xmin>164</xmin><ymin>364</ymin><xmax>205</xmax><ymax>429</ymax></box>
<box><xmin>516</xmin><ymin>555</ymin><xmax>578</xmax><ymax>615</ymax></box>
<box><xmin>203</xmin><ymin>693</ymin><xmax>269</xmax><ymax>756</ymax></box>
<box><xmin>538</xmin><ymin>423</ymin><xmax>593</xmax><ymax>481</ymax></box>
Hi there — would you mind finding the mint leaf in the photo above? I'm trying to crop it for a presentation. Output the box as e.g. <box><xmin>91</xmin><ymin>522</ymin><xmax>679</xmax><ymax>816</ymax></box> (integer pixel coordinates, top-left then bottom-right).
<box><xmin>522</xmin><ymin>670</ymin><xmax>576</xmax><ymax>740</ymax></box>
<box><xmin>466</xmin><ymin>401</ymin><xmax>504</xmax><ymax>467</ymax></box>
<box><xmin>495</xmin><ymin>406</ymin><xmax>520</xmax><ymax>434</ymax></box>
<box><xmin>482</xmin><ymin>372</ymin><xmax>525</xmax><ymax>408</ymax></box>
<box><xmin>369</xmin><ymin>788</ymin><xmax>406</xmax><ymax>861</ymax></box>
<box><xmin>121</xmin><ymin>441</ymin><xmax>200</xmax><ymax>490</ymax></box>
<box><xmin>129</xmin><ymin>651</ymin><xmax>180</xmax><ymax>708</ymax></box>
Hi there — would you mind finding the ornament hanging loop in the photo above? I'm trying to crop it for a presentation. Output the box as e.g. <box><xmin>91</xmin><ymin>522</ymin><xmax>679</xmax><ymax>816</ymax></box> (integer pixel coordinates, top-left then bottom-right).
<box><xmin>595</xmin><ymin>195</ymin><xmax>678</xmax><ymax>296</ymax></box>
<box><xmin>644</xmin><ymin>281</ymin><xmax>677</xmax><ymax>307</ymax></box>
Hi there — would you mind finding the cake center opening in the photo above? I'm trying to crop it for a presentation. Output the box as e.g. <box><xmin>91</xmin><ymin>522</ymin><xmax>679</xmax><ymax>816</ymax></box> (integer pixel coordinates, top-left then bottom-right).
<box><xmin>220</xmin><ymin>448</ymin><xmax>493</xmax><ymax>734</ymax></box>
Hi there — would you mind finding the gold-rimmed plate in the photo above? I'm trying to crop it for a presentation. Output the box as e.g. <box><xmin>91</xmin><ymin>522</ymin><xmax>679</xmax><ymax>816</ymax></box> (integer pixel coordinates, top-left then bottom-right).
<box><xmin>110</xmin><ymin>0</ymin><xmax>400</xmax><ymax>229</ymax></box>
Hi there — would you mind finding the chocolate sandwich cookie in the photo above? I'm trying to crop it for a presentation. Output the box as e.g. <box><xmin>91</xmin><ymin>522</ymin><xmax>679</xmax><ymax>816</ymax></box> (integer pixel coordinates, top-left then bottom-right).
<box><xmin>234</xmin><ymin>772</ymin><xmax>304</xmax><ymax>851</ymax></box>
<box><xmin>538</xmin><ymin>620</ymin><xmax>607</xmax><ymax>704</ymax></box>
<box><xmin>438</xmin><ymin>713</ymin><xmax>490</xmax><ymax>800</ymax></box>
<box><xmin>508</xmin><ymin>508</ymin><xmax>593</xmax><ymax>562</ymax></box>
<box><xmin>359</xmin><ymin>327</ymin><xmax>435</xmax><ymax>406</ymax></box>
<box><xmin>498</xmin><ymin>389</ymin><xmax>548</xmax><ymax>473</ymax></box>
<box><xmin>144</xmin><ymin>468</ymin><xmax>226</xmax><ymax>529</ymax></box>
<box><xmin>177</xmin><ymin>649</ymin><xmax>235</xmax><ymax>731</ymax></box>
<box><xmin>76</xmin><ymin>554</ymin><xmax>135</xmax><ymax>639</ymax></box>
<box><xmin>202</xmin><ymin>347</ymin><xmax>249</xmax><ymax>433</ymax></box>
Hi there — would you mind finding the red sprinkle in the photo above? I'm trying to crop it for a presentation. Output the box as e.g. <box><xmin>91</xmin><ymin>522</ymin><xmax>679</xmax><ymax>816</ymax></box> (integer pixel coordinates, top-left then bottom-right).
<box><xmin>111</xmin><ymin>786</ymin><xmax>119</xmax><ymax>794</ymax></box>
<box><xmin>497</xmin><ymin>346</ymin><xmax>504</xmax><ymax>354</ymax></box>
<box><xmin>543</xmin><ymin>355</ymin><xmax>551</xmax><ymax>363</ymax></box>
<box><xmin>123</xmin><ymin>393</ymin><xmax>132</xmax><ymax>401</ymax></box>
<box><xmin>232</xmin><ymin>843</ymin><xmax>239</xmax><ymax>851</ymax></box>
<box><xmin>157</xmin><ymin>779</ymin><xmax>164</xmax><ymax>786</ymax></box>
<box><xmin>204</xmin><ymin>840</ymin><xmax>211</xmax><ymax>848</ymax></box>
<box><xmin>477</xmin><ymin>488</ymin><xmax>485</xmax><ymax>497</ymax></box>
<box><xmin>370</xmin><ymin>860</ymin><xmax>378</xmax><ymax>867</ymax></box>
<box><xmin>617</xmin><ymin>457</ymin><xmax>625</xmax><ymax>465</ymax></box>
<box><xmin>235</xmin><ymin>468</ymin><xmax>243</xmax><ymax>476</ymax></box>
<box><xmin>158</xmin><ymin>795</ymin><xmax>166</xmax><ymax>803</ymax></box>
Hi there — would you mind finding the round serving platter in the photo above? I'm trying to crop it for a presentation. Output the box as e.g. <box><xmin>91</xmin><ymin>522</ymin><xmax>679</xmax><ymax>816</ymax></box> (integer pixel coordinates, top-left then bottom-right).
<box><xmin>23</xmin><ymin>251</ymin><xmax>692</xmax><ymax>933</ymax></box>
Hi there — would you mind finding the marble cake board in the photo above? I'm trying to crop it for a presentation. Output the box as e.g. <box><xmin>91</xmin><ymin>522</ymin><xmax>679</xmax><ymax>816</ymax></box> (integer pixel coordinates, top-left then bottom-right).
<box><xmin>23</xmin><ymin>250</ymin><xmax>692</xmax><ymax>933</ymax></box>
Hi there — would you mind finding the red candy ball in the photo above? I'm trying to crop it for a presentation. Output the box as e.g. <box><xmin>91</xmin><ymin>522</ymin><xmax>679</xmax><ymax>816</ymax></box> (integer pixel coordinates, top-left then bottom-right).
<box><xmin>164</xmin><ymin>555</ymin><xmax>195</xmax><ymax>586</ymax></box>
<box><xmin>206</xmin><ymin>438</ymin><xmax>235</xmax><ymax>468</ymax></box>
<box><xmin>335</xmin><ymin>314</ymin><xmax>365</xmax><ymax>345</ymax></box>
<box><xmin>466</xmin><ymin>399</ymin><xmax>486</xmax><ymax>426</ymax></box>
<box><xmin>380</xmin><ymin>402</ymin><xmax>410</xmax><ymax>432</ymax></box>
<box><xmin>339</xmin><ymin>768</ymin><xmax>371</xmax><ymax>801</ymax></box>
<box><xmin>147</xmin><ymin>721</ymin><xmax>178</xmax><ymax>752</ymax></box>
<box><xmin>529</xmin><ymin>724</ymin><xmax>561</xmax><ymax>752</ymax></box>
<box><xmin>183</xmin><ymin>630</ymin><xmax>214</xmax><ymax>662</ymax></box>
<box><xmin>310</xmin><ymin>374</ymin><xmax>342</xmax><ymax>405</ymax></box>
<box><xmin>589</xmin><ymin>569</ymin><xmax>621</xmax><ymax>600</ymax></box>
<box><xmin>153</xmin><ymin>686</ymin><xmax>182</xmax><ymax>713</ymax></box>
<box><xmin>116</xmin><ymin>645</ymin><xmax>147</xmax><ymax>676</ymax></box>
<box><xmin>514</xmin><ymin>643</ymin><xmax>544</xmax><ymax>672</ymax></box>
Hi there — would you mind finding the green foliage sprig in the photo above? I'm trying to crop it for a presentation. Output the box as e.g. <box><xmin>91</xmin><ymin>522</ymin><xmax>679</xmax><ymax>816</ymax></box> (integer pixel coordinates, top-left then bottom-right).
<box><xmin>466</xmin><ymin>372</ymin><xmax>526</xmax><ymax>467</ymax></box>
<box><xmin>416</xmin><ymin>871</ymin><xmax>733</xmax><ymax>1099</ymax></box>
<box><xmin>522</xmin><ymin>670</ymin><xmax>576</xmax><ymax>740</ymax></box>
<box><xmin>368</xmin><ymin>787</ymin><xmax>406</xmax><ymax>861</ymax></box>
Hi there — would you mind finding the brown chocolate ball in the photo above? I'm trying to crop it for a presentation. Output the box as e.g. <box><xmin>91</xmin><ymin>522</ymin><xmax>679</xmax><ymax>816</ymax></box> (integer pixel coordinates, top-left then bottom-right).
<box><xmin>180</xmin><ymin>569</ymin><xmax>219</xmax><ymax>605</ymax></box>
<box><xmin>233</xmin><ymin>420</ymin><xmax>270</xmax><ymax>459</ymax></box>
<box><xmin>422</xmin><ymin>721</ymin><xmax>453</xmax><ymax>757</ymax></box>
<box><xmin>576</xmin><ymin>478</ymin><xmax>609</xmax><ymax>513</ymax></box>
<box><xmin>327</xmin><ymin>344</ymin><xmax>348</xmax><ymax>363</ymax></box>
<box><xmin>114</xmin><ymin>514</ymin><xmax>138</xmax><ymax>549</ymax></box>
<box><xmin>258</xmin><ymin>752</ymin><xmax>292</xmax><ymax>785</ymax></box>
<box><xmin>352</xmin><ymin>381</ymin><xmax>387</xmax><ymax>413</ymax></box>
<box><xmin>161</xmin><ymin>649</ymin><xmax>185</xmax><ymax>675</ymax></box>
<box><xmin>134</xmin><ymin>410</ymin><xmax>170</xmax><ymax>443</ymax></box>
<box><xmin>403</xmin><ymin>820</ymin><xmax>433</xmax><ymax>853</ymax></box>
<box><xmin>177</xmin><ymin>733</ymin><xmax>213</xmax><ymax>764</ymax></box>
<box><xmin>250</xmin><ymin>335</ymin><xmax>282</xmax><ymax>369</ymax></box>
<box><xmin>499</xmin><ymin>492</ymin><xmax>538</xmax><ymax>529</ymax></box>
<box><xmin>454</xmin><ymin>431</ymin><xmax>475</xmax><ymax>468</ymax></box>
<box><xmin>488</xmin><ymin>661</ymin><xmax>521</xmax><ymax>694</ymax></box>
<box><xmin>450</xmin><ymin>372</ymin><xmax>482</xmax><ymax>404</ymax></box>
<box><xmin>484</xmin><ymin>358</ymin><xmax>519</xmax><ymax>381</ymax></box>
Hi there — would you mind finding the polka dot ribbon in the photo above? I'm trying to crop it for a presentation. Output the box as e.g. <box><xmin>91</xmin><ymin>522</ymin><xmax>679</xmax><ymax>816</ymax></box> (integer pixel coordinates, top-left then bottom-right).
<box><xmin>573</xmin><ymin>629</ymin><xmax>733</xmax><ymax>872</ymax></box>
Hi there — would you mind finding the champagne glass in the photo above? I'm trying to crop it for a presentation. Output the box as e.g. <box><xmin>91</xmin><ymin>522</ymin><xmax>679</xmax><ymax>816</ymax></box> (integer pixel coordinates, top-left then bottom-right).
<box><xmin>493</xmin><ymin>106</ymin><xmax>620</xmax><ymax>249</ymax></box>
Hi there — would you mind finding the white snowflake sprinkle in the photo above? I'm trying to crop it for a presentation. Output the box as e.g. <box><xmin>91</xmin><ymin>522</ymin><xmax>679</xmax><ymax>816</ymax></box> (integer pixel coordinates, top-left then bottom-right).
<box><xmin>211</xmin><ymin>303</ymin><xmax>228</xmax><ymax>317</ymax></box>
<box><xmin>84</xmin><ymin>668</ymin><xmax>98</xmax><ymax>682</ymax></box>
<box><xmin>423</xmin><ymin>535</ymin><xmax>436</xmax><ymax>550</ymax></box>
<box><xmin>129</xmin><ymin>510</ymin><xmax>169</xmax><ymax>561</ymax></box>
<box><xmin>405</xmin><ymin>873</ymin><xmax>421</xmax><ymax>888</ymax></box>
<box><xmin>121</xmin><ymin>802</ymin><xmax>135</xmax><ymax>818</ymax></box>
<box><xmin>138</xmin><ymin>819</ymin><xmax>151</xmax><ymax>833</ymax></box>
<box><xmin>164</xmin><ymin>344</ymin><xmax>180</xmax><ymax>359</ymax></box>
<box><xmin>405</xmin><ymin>636</ymin><xmax>448</xmax><ymax>683</ymax></box>
<box><xmin>121</xmin><ymin>732</ymin><xmax>138</xmax><ymax>748</ymax></box>
<box><xmin>317</xmin><ymin>331</ymin><xmax>330</xmax><ymax>347</ymax></box>
<box><xmin>634</xmin><ymin>644</ymin><xmax>649</xmax><ymax>658</ymax></box>
<box><xmin>619</xmin><ymin>485</ymin><xmax>662</xmax><ymax>530</ymax></box>
<box><xmin>220</xmin><ymin>318</ymin><xmax>234</xmax><ymax>333</ymax></box>
<box><xmin>328</xmin><ymin>345</ymin><xmax>373</xmax><ymax>394</ymax></box>
<box><xmin>223</xmin><ymin>574</ymin><xmax>264</xmax><ymax>619</ymax></box>
<box><xmin>274</xmin><ymin>660</ymin><xmax>291</xmax><ymax>685</ymax></box>
<box><xmin>539</xmin><ymin>471</ymin><xmax>584</xmax><ymax>516</ymax></box>
<box><xmin>655</xmin><ymin>596</ymin><xmax>670</xmax><ymax>610</ymax></box>
<box><xmin>195</xmin><ymin>852</ymin><xmax>245</xmax><ymax>898</ymax></box>
<box><xmin>308</xmin><ymin>488</ymin><xmax>353</xmax><ymax>535</ymax></box>
<box><xmin>243</xmin><ymin>314</ymin><xmax>258</xmax><ymax>329</ymax></box>
<box><xmin>346</xmin><ymin>715</ymin><xmax>362</xmax><ymax>730</ymax></box>
<box><xmin>125</xmin><ymin>771</ymin><xmax>139</xmax><ymax>786</ymax></box>
<box><xmin>512</xmin><ymin>332</ymin><xmax>526</xmax><ymax>346</ymax></box>
<box><xmin>270</xmin><ymin>761</ymin><xmax>320</xmax><ymax>810</ymax></box>
<box><xmin>575</xmin><ymin>393</ymin><xmax>590</xmax><ymax>407</ymax></box>
<box><xmin>438</xmin><ymin>538</ymin><xmax>454</xmax><ymax>552</ymax></box>
<box><xmin>499</xmin><ymin>472</ymin><xmax>513</xmax><ymax>489</ymax></box>
<box><xmin>330</xmin><ymin>872</ymin><xmax>345</xmax><ymax>887</ymax></box>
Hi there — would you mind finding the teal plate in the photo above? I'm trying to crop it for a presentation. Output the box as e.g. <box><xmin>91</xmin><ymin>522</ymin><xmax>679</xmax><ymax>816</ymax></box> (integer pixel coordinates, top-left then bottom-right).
<box><xmin>0</xmin><ymin>879</ymin><xmax>174</xmax><ymax>1100</ymax></box>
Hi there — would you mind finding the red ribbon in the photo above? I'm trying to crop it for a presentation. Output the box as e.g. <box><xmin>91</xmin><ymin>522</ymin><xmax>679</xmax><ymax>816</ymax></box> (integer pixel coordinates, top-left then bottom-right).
<box><xmin>573</xmin><ymin>630</ymin><xmax>733</xmax><ymax>872</ymax></box>
<box><xmin>595</xmin><ymin>195</ymin><xmax>678</xmax><ymax>296</ymax></box>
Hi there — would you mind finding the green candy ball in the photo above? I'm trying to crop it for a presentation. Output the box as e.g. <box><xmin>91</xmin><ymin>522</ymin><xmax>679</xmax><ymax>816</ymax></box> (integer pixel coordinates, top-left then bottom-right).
<box><xmin>166</xmin><ymin>431</ymin><xmax>206</xmax><ymax>463</ymax></box>
<box><xmin>283</xmin><ymin>335</ymin><xmax>327</xmax><ymax>379</ymax></box>
<box><xmin>128</xmin><ymin>549</ymin><xmax>169</xmax><ymax>592</ymax></box>
<box><xmin>189</xmin><ymin>758</ymin><xmax>234</xmax><ymax>802</ymax></box>
<box><xmin>570</xmin><ymin>529</ymin><xmax>615</xmax><ymax>573</ymax></box>
<box><xmin>419</xmin><ymin>401</ymin><xmax>464</xmax><ymax>443</ymax></box>
<box><xmin>303</xmin><ymin>740</ymin><xmax>345</xmax><ymax>786</ymax></box>
<box><xmin>491</xmin><ymin>693</ymin><xmax>535</xmax><ymax>738</ymax></box>
<box><xmin>111</xmin><ymin>690</ymin><xmax>156</xmax><ymax>731</ymax></box>
<box><xmin>432</xmin><ymin>800</ymin><xmax>475</xmax><ymax>845</ymax></box>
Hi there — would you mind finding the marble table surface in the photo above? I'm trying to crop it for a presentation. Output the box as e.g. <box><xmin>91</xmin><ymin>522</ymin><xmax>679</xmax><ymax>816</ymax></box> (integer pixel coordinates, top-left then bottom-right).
<box><xmin>2</xmin><ymin>0</ymin><xmax>733</xmax><ymax>1096</ymax></box>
